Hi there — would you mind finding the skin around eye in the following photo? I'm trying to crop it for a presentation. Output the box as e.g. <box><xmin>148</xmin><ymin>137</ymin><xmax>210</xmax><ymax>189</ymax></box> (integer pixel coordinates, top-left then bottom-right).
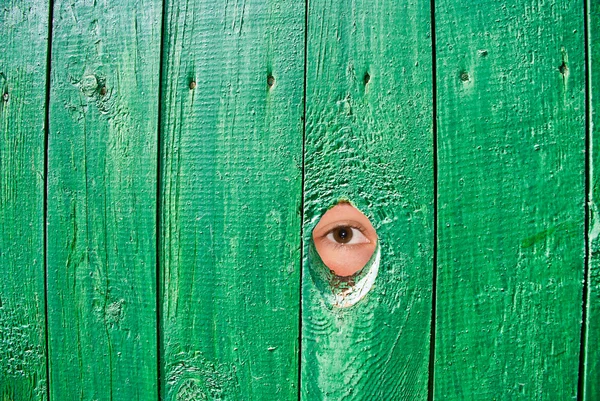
<box><xmin>312</xmin><ymin>203</ymin><xmax>377</xmax><ymax>277</ymax></box>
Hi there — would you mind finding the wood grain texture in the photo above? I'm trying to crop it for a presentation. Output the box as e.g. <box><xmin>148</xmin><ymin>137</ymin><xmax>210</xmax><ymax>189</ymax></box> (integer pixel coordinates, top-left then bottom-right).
<box><xmin>302</xmin><ymin>0</ymin><xmax>433</xmax><ymax>399</ymax></box>
<box><xmin>159</xmin><ymin>1</ymin><xmax>304</xmax><ymax>399</ymax></box>
<box><xmin>434</xmin><ymin>1</ymin><xmax>586</xmax><ymax>399</ymax></box>
<box><xmin>0</xmin><ymin>2</ymin><xmax>49</xmax><ymax>399</ymax></box>
<box><xmin>46</xmin><ymin>1</ymin><xmax>161</xmax><ymax>399</ymax></box>
<box><xmin>584</xmin><ymin>0</ymin><xmax>600</xmax><ymax>398</ymax></box>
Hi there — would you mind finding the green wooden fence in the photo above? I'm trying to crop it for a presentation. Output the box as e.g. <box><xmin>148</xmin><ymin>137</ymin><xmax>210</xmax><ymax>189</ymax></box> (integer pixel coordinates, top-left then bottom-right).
<box><xmin>0</xmin><ymin>0</ymin><xmax>598</xmax><ymax>399</ymax></box>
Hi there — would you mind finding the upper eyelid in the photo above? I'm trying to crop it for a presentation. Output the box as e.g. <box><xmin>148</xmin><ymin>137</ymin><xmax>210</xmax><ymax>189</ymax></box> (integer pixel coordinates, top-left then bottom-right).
<box><xmin>325</xmin><ymin>227</ymin><xmax>370</xmax><ymax>244</ymax></box>
<box><xmin>314</xmin><ymin>220</ymin><xmax>367</xmax><ymax>237</ymax></box>
<box><xmin>319</xmin><ymin>226</ymin><xmax>367</xmax><ymax>242</ymax></box>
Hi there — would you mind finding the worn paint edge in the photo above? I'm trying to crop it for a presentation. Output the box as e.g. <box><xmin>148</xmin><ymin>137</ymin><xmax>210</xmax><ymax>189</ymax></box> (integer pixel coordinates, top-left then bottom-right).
<box><xmin>297</xmin><ymin>0</ymin><xmax>309</xmax><ymax>400</ymax></box>
<box><xmin>157</xmin><ymin>0</ymin><xmax>168</xmax><ymax>399</ymax></box>
<box><xmin>428</xmin><ymin>0</ymin><xmax>439</xmax><ymax>399</ymax></box>
<box><xmin>578</xmin><ymin>0</ymin><xmax>593</xmax><ymax>398</ymax></box>
<box><xmin>307</xmin><ymin>242</ymin><xmax>381</xmax><ymax>308</ymax></box>
<box><xmin>43</xmin><ymin>1</ymin><xmax>55</xmax><ymax>400</ymax></box>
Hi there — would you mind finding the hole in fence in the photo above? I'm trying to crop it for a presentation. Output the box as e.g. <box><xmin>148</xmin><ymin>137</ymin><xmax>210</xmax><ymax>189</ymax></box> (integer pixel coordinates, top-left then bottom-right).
<box><xmin>559</xmin><ymin>62</ymin><xmax>568</xmax><ymax>76</ymax></box>
<box><xmin>312</xmin><ymin>202</ymin><xmax>378</xmax><ymax>277</ymax></box>
<box><xmin>363</xmin><ymin>72</ymin><xmax>370</xmax><ymax>85</ymax></box>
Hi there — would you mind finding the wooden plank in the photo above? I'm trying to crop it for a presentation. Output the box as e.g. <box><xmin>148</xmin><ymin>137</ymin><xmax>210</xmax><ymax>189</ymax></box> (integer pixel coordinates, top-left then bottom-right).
<box><xmin>434</xmin><ymin>1</ymin><xmax>586</xmax><ymax>399</ymax></box>
<box><xmin>159</xmin><ymin>1</ymin><xmax>304</xmax><ymax>399</ymax></box>
<box><xmin>302</xmin><ymin>0</ymin><xmax>434</xmax><ymax>399</ymax></box>
<box><xmin>584</xmin><ymin>0</ymin><xmax>600</xmax><ymax>398</ymax></box>
<box><xmin>46</xmin><ymin>1</ymin><xmax>161</xmax><ymax>398</ymax></box>
<box><xmin>0</xmin><ymin>2</ymin><xmax>49</xmax><ymax>399</ymax></box>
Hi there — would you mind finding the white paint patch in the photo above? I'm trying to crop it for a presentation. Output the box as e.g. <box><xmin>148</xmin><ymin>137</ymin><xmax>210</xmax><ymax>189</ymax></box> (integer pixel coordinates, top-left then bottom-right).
<box><xmin>332</xmin><ymin>247</ymin><xmax>380</xmax><ymax>308</ymax></box>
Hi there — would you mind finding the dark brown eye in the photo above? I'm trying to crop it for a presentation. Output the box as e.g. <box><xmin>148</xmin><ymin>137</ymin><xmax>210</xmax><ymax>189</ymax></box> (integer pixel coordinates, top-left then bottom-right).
<box><xmin>312</xmin><ymin>203</ymin><xmax>378</xmax><ymax>277</ymax></box>
<box><xmin>332</xmin><ymin>226</ymin><xmax>353</xmax><ymax>244</ymax></box>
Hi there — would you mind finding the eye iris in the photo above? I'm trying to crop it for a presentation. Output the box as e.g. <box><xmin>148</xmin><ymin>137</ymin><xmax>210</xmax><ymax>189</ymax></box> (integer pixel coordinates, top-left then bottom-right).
<box><xmin>333</xmin><ymin>227</ymin><xmax>353</xmax><ymax>244</ymax></box>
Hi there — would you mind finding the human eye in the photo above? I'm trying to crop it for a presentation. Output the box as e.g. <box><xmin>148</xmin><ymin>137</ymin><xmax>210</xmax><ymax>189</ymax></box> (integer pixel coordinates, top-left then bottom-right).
<box><xmin>312</xmin><ymin>202</ymin><xmax>378</xmax><ymax>277</ymax></box>
<box><xmin>324</xmin><ymin>225</ymin><xmax>370</xmax><ymax>246</ymax></box>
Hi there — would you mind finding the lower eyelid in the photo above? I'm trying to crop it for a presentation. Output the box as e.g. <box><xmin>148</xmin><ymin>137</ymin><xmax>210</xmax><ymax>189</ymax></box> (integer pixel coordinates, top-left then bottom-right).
<box><xmin>322</xmin><ymin>237</ymin><xmax>370</xmax><ymax>248</ymax></box>
<box><xmin>328</xmin><ymin>242</ymin><xmax>362</xmax><ymax>251</ymax></box>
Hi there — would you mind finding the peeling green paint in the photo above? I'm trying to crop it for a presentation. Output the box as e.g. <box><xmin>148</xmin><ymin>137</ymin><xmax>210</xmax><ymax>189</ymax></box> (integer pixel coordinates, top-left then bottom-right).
<box><xmin>302</xmin><ymin>0</ymin><xmax>434</xmax><ymax>398</ymax></box>
<box><xmin>0</xmin><ymin>1</ymin><xmax>49</xmax><ymax>399</ymax></box>
<box><xmin>0</xmin><ymin>1</ymin><xmax>598</xmax><ymax>399</ymax></box>
<box><xmin>159</xmin><ymin>0</ymin><xmax>305</xmax><ymax>399</ymax></box>
<box><xmin>46</xmin><ymin>1</ymin><xmax>161</xmax><ymax>399</ymax></box>
<box><xmin>434</xmin><ymin>0</ymin><xmax>586</xmax><ymax>398</ymax></box>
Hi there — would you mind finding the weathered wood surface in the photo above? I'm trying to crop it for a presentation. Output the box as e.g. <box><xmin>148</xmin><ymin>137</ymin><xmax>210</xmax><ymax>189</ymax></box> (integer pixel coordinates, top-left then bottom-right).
<box><xmin>302</xmin><ymin>0</ymin><xmax>434</xmax><ymax>399</ymax></box>
<box><xmin>584</xmin><ymin>0</ymin><xmax>600</xmax><ymax>398</ymax></box>
<box><xmin>159</xmin><ymin>1</ymin><xmax>304</xmax><ymax>399</ymax></box>
<box><xmin>434</xmin><ymin>1</ymin><xmax>586</xmax><ymax>399</ymax></box>
<box><xmin>46</xmin><ymin>1</ymin><xmax>161</xmax><ymax>399</ymax></box>
<box><xmin>1</xmin><ymin>1</ymin><xmax>599</xmax><ymax>400</ymax></box>
<box><xmin>0</xmin><ymin>2</ymin><xmax>49</xmax><ymax>400</ymax></box>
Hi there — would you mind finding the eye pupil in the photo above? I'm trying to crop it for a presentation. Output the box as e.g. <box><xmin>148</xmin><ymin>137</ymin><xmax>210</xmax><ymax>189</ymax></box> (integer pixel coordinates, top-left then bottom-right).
<box><xmin>333</xmin><ymin>227</ymin><xmax>353</xmax><ymax>244</ymax></box>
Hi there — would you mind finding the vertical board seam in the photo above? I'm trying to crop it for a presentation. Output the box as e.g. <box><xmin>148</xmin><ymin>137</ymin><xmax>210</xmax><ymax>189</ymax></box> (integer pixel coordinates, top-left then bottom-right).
<box><xmin>155</xmin><ymin>0</ymin><xmax>168</xmax><ymax>399</ymax></box>
<box><xmin>427</xmin><ymin>0</ymin><xmax>439</xmax><ymax>399</ymax></box>
<box><xmin>578</xmin><ymin>0</ymin><xmax>592</xmax><ymax>399</ymax></box>
<box><xmin>297</xmin><ymin>0</ymin><xmax>309</xmax><ymax>399</ymax></box>
<box><xmin>43</xmin><ymin>1</ymin><xmax>56</xmax><ymax>400</ymax></box>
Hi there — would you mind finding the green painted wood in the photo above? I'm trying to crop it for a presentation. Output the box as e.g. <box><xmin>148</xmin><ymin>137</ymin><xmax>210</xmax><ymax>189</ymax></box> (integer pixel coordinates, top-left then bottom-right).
<box><xmin>46</xmin><ymin>1</ymin><xmax>161</xmax><ymax>399</ymax></box>
<box><xmin>302</xmin><ymin>0</ymin><xmax>434</xmax><ymax>399</ymax></box>
<box><xmin>0</xmin><ymin>2</ymin><xmax>49</xmax><ymax>400</ymax></box>
<box><xmin>584</xmin><ymin>0</ymin><xmax>600</xmax><ymax>398</ymax></box>
<box><xmin>159</xmin><ymin>1</ymin><xmax>304</xmax><ymax>399</ymax></box>
<box><xmin>434</xmin><ymin>1</ymin><xmax>586</xmax><ymax>399</ymax></box>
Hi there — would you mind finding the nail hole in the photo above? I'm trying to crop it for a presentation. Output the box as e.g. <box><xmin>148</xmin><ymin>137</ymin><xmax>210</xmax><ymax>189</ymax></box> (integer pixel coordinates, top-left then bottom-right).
<box><xmin>99</xmin><ymin>86</ymin><xmax>107</xmax><ymax>96</ymax></box>
<box><xmin>312</xmin><ymin>202</ymin><xmax>378</xmax><ymax>277</ymax></box>
<box><xmin>267</xmin><ymin>75</ymin><xmax>275</xmax><ymax>88</ymax></box>
<box><xmin>363</xmin><ymin>72</ymin><xmax>370</xmax><ymax>85</ymax></box>
<box><xmin>460</xmin><ymin>71</ymin><xmax>470</xmax><ymax>82</ymax></box>
<box><xmin>559</xmin><ymin>62</ymin><xmax>568</xmax><ymax>76</ymax></box>
<box><xmin>189</xmin><ymin>80</ymin><xmax>197</xmax><ymax>90</ymax></box>
<box><xmin>2</xmin><ymin>93</ymin><xmax>8</xmax><ymax>102</ymax></box>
